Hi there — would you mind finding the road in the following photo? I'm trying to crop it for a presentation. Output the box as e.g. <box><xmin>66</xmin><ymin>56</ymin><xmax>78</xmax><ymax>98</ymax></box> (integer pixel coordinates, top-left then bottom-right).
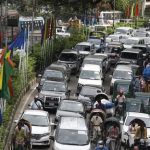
<box><xmin>9</xmin><ymin>67</ymin><xmax>114</xmax><ymax>150</ymax></box>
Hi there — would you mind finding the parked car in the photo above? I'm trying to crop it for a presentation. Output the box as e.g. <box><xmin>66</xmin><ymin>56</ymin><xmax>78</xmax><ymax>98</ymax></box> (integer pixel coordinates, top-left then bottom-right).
<box><xmin>58</xmin><ymin>49</ymin><xmax>82</xmax><ymax>74</ymax></box>
<box><xmin>20</xmin><ymin>110</ymin><xmax>51</xmax><ymax>146</ymax></box>
<box><xmin>37</xmin><ymin>80</ymin><xmax>70</xmax><ymax>110</ymax></box>
<box><xmin>109</xmin><ymin>64</ymin><xmax>133</xmax><ymax>94</ymax></box>
<box><xmin>78</xmin><ymin>64</ymin><xmax>103</xmax><ymax>89</ymax></box>
<box><xmin>56</xmin><ymin>100</ymin><xmax>85</xmax><ymax>119</ymax></box>
<box><xmin>121</xmin><ymin>112</ymin><xmax>150</xmax><ymax>147</ymax></box>
<box><xmin>51</xmin><ymin>116</ymin><xmax>91</xmax><ymax>150</ymax></box>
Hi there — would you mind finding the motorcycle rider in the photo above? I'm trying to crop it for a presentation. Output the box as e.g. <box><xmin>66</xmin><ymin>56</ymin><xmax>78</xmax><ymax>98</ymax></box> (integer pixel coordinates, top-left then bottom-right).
<box><xmin>95</xmin><ymin>140</ymin><xmax>109</xmax><ymax>150</ymax></box>
<box><xmin>91</xmin><ymin>113</ymin><xmax>103</xmax><ymax>141</ymax></box>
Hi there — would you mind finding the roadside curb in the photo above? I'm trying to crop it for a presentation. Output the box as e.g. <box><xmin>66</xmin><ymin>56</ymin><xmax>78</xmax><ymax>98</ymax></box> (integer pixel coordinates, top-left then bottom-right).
<box><xmin>4</xmin><ymin>78</ymin><xmax>37</xmax><ymax>150</ymax></box>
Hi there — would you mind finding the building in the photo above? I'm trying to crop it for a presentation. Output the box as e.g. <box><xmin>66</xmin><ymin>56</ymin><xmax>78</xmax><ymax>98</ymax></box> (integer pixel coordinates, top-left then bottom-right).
<box><xmin>143</xmin><ymin>0</ymin><xmax>150</xmax><ymax>17</ymax></box>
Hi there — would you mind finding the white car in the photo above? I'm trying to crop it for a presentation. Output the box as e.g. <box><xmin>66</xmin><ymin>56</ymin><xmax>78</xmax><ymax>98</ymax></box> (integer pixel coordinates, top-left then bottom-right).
<box><xmin>115</xmin><ymin>27</ymin><xmax>134</xmax><ymax>35</ymax></box>
<box><xmin>123</xmin><ymin>37</ymin><xmax>145</xmax><ymax>49</ymax></box>
<box><xmin>78</xmin><ymin>64</ymin><xmax>103</xmax><ymax>88</ymax></box>
<box><xmin>109</xmin><ymin>64</ymin><xmax>132</xmax><ymax>94</ymax></box>
<box><xmin>21</xmin><ymin>110</ymin><xmax>51</xmax><ymax>146</ymax></box>
<box><xmin>121</xmin><ymin>112</ymin><xmax>150</xmax><ymax>147</ymax></box>
<box><xmin>74</xmin><ymin>42</ymin><xmax>95</xmax><ymax>57</ymax></box>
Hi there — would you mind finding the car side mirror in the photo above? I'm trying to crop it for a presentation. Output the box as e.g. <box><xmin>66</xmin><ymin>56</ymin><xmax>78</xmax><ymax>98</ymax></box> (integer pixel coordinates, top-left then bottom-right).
<box><xmin>38</xmin><ymin>74</ymin><xmax>42</xmax><ymax>78</ymax></box>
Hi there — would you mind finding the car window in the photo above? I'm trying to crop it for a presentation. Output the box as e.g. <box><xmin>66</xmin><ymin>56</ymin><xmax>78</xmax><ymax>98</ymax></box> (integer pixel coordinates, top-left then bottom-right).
<box><xmin>117</xmin><ymin>84</ymin><xmax>129</xmax><ymax>94</ymax></box>
<box><xmin>56</xmin><ymin>129</ymin><xmax>89</xmax><ymax>145</ymax></box>
<box><xmin>113</xmin><ymin>70</ymin><xmax>132</xmax><ymax>80</ymax></box>
<box><xmin>80</xmin><ymin>70</ymin><xmax>101</xmax><ymax>80</ymax></box>
<box><xmin>43</xmin><ymin>70</ymin><xmax>63</xmax><ymax>79</ymax></box>
<box><xmin>42</xmin><ymin>82</ymin><xmax>66</xmax><ymax>92</ymax></box>
<box><xmin>59</xmin><ymin>53</ymin><xmax>77</xmax><ymax>61</ymax></box>
<box><xmin>23</xmin><ymin>114</ymin><xmax>49</xmax><ymax>126</ymax></box>
<box><xmin>121</xmin><ymin>52</ymin><xmax>138</xmax><ymax>60</ymax></box>
<box><xmin>80</xmin><ymin>86</ymin><xmax>102</xmax><ymax>96</ymax></box>
<box><xmin>125</xmin><ymin>116</ymin><xmax>150</xmax><ymax>127</ymax></box>
<box><xmin>75</xmin><ymin>45</ymin><xmax>90</xmax><ymax>51</ymax></box>
<box><xmin>59</xmin><ymin>101</ymin><xmax>84</xmax><ymax>112</ymax></box>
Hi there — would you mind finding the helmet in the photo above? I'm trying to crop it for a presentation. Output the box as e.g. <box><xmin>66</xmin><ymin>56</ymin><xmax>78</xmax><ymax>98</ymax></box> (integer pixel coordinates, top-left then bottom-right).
<box><xmin>119</xmin><ymin>89</ymin><xmax>124</xmax><ymax>94</ymax></box>
<box><xmin>98</xmin><ymin>140</ymin><xmax>104</xmax><ymax>145</ymax></box>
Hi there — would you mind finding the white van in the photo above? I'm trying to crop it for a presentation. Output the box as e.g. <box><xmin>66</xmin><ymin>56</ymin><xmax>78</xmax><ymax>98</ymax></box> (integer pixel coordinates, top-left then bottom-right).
<box><xmin>78</xmin><ymin>64</ymin><xmax>103</xmax><ymax>88</ymax></box>
<box><xmin>123</xmin><ymin>37</ymin><xmax>145</xmax><ymax>49</ymax></box>
<box><xmin>52</xmin><ymin>117</ymin><xmax>91</xmax><ymax>150</ymax></box>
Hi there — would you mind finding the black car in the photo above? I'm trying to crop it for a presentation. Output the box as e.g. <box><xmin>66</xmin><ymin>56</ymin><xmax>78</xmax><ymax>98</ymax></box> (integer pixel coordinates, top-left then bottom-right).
<box><xmin>37</xmin><ymin>80</ymin><xmax>70</xmax><ymax>110</ymax></box>
<box><xmin>57</xmin><ymin>49</ymin><xmax>82</xmax><ymax>74</ymax></box>
<box><xmin>77</xmin><ymin>85</ymin><xmax>106</xmax><ymax>111</ymax></box>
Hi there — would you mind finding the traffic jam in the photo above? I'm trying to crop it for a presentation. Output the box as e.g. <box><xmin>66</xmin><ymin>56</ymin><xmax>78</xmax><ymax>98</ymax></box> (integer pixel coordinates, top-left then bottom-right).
<box><xmin>12</xmin><ymin>26</ymin><xmax>150</xmax><ymax>150</ymax></box>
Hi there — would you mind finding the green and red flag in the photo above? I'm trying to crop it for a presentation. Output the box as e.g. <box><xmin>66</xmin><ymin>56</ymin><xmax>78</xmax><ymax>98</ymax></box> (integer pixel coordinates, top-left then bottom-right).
<box><xmin>1</xmin><ymin>49</ymin><xmax>15</xmax><ymax>99</ymax></box>
<box><xmin>135</xmin><ymin>0</ymin><xmax>139</xmax><ymax>17</ymax></box>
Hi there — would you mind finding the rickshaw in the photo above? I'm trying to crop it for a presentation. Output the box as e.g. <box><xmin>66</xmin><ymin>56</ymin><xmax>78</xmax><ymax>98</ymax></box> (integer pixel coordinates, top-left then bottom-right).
<box><xmin>11</xmin><ymin>118</ymin><xmax>32</xmax><ymax>150</ymax></box>
<box><xmin>89</xmin><ymin>109</ymin><xmax>106</xmax><ymax>142</ymax></box>
<box><xmin>103</xmin><ymin>117</ymin><xmax>121</xmax><ymax>150</ymax></box>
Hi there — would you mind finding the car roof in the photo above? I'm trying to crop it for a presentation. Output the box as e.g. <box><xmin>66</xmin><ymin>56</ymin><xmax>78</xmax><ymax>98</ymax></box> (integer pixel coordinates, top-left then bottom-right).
<box><xmin>59</xmin><ymin>117</ymin><xmax>87</xmax><ymax>130</ymax></box>
<box><xmin>122</xmin><ymin>48</ymin><xmax>142</xmax><ymax>53</ymax></box>
<box><xmin>44</xmin><ymin>80</ymin><xmax>65</xmax><ymax>84</ymax></box>
<box><xmin>61</xmin><ymin>49</ymin><xmax>78</xmax><ymax>54</ymax></box>
<box><xmin>23</xmin><ymin>110</ymin><xmax>48</xmax><ymax>116</ymax></box>
<box><xmin>126</xmin><ymin>112</ymin><xmax>150</xmax><ymax>118</ymax></box>
<box><xmin>61</xmin><ymin>100</ymin><xmax>83</xmax><ymax>104</ymax></box>
<box><xmin>76</xmin><ymin>42</ymin><xmax>93</xmax><ymax>46</ymax></box>
<box><xmin>127</xmin><ymin>37</ymin><xmax>144</xmax><ymax>40</ymax></box>
<box><xmin>82</xmin><ymin>64</ymin><xmax>101</xmax><ymax>71</ymax></box>
<box><xmin>116</xmin><ymin>27</ymin><xmax>133</xmax><ymax>30</ymax></box>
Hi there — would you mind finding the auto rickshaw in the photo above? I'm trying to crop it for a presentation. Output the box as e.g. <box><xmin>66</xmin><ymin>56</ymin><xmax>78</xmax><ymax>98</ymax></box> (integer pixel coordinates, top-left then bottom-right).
<box><xmin>112</xmin><ymin>80</ymin><xmax>134</xmax><ymax>101</ymax></box>
<box><xmin>135</xmin><ymin>92</ymin><xmax>150</xmax><ymax>114</ymax></box>
<box><xmin>103</xmin><ymin>117</ymin><xmax>121</xmax><ymax>150</ymax></box>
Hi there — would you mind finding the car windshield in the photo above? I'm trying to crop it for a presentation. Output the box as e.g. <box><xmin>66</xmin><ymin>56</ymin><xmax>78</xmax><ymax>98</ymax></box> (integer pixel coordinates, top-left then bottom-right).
<box><xmin>125</xmin><ymin>116</ymin><xmax>150</xmax><ymax>127</ymax></box>
<box><xmin>80</xmin><ymin>70</ymin><xmax>101</xmax><ymax>80</ymax></box>
<box><xmin>116</xmin><ymin>29</ymin><xmax>128</xmax><ymax>34</ymax></box>
<box><xmin>82</xmin><ymin>60</ymin><xmax>101</xmax><ymax>66</ymax></box>
<box><xmin>117</xmin><ymin>84</ymin><xmax>129</xmax><ymax>94</ymax></box>
<box><xmin>121</xmin><ymin>52</ymin><xmax>138</xmax><ymax>60</ymax></box>
<box><xmin>43</xmin><ymin>70</ymin><xmax>63</xmax><ymax>79</ymax></box>
<box><xmin>80</xmin><ymin>86</ymin><xmax>102</xmax><ymax>96</ymax></box>
<box><xmin>22</xmin><ymin>114</ymin><xmax>49</xmax><ymax>126</ymax></box>
<box><xmin>42</xmin><ymin>82</ymin><xmax>66</xmax><ymax>92</ymax></box>
<box><xmin>59</xmin><ymin>53</ymin><xmax>77</xmax><ymax>61</ymax></box>
<box><xmin>124</xmin><ymin>39</ymin><xmax>139</xmax><ymax>45</ymax></box>
<box><xmin>75</xmin><ymin>45</ymin><xmax>90</xmax><ymax>51</ymax></box>
<box><xmin>56</xmin><ymin>129</ymin><xmax>89</xmax><ymax>145</ymax></box>
<box><xmin>126</xmin><ymin>102</ymin><xmax>141</xmax><ymax>112</ymax></box>
<box><xmin>59</xmin><ymin>101</ymin><xmax>83</xmax><ymax>112</ymax></box>
<box><xmin>113</xmin><ymin>70</ymin><xmax>132</xmax><ymax>80</ymax></box>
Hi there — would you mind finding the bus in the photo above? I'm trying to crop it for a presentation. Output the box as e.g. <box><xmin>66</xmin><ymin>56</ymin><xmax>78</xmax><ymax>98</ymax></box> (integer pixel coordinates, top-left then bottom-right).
<box><xmin>98</xmin><ymin>11</ymin><xmax>122</xmax><ymax>25</ymax></box>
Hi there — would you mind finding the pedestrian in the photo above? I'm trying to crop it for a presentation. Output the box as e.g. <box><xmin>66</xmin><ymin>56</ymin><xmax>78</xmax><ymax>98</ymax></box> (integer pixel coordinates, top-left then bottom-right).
<box><xmin>133</xmin><ymin>76</ymin><xmax>141</xmax><ymax>92</ymax></box>
<box><xmin>140</xmin><ymin>76</ymin><xmax>146</xmax><ymax>92</ymax></box>
<box><xmin>29</xmin><ymin>96</ymin><xmax>43</xmax><ymax>110</ymax></box>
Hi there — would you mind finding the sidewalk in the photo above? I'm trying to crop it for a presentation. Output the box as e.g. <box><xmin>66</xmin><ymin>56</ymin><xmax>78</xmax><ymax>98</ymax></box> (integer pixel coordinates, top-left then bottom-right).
<box><xmin>4</xmin><ymin>82</ymin><xmax>38</xmax><ymax>150</ymax></box>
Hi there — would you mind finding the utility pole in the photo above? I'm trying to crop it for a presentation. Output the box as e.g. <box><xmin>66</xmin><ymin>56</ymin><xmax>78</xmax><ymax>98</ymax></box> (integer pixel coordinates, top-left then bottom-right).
<box><xmin>113</xmin><ymin>0</ymin><xmax>115</xmax><ymax>30</ymax></box>
<box><xmin>31</xmin><ymin>0</ymin><xmax>35</xmax><ymax>53</ymax></box>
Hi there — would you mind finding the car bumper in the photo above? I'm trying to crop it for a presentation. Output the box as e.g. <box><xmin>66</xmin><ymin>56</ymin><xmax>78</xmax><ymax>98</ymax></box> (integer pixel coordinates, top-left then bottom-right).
<box><xmin>31</xmin><ymin>137</ymin><xmax>50</xmax><ymax>146</ymax></box>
